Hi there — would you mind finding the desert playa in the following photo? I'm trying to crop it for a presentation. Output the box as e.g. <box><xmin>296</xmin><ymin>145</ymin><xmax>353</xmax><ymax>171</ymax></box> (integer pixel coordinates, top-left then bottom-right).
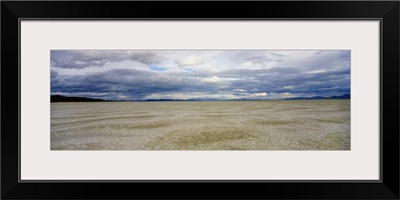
<box><xmin>51</xmin><ymin>100</ymin><xmax>350</xmax><ymax>150</ymax></box>
<box><xmin>51</xmin><ymin>50</ymin><xmax>351</xmax><ymax>150</ymax></box>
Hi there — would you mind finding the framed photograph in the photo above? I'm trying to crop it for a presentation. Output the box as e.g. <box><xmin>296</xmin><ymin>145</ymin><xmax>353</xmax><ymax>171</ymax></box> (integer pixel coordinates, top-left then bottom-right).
<box><xmin>2</xmin><ymin>1</ymin><xmax>399</xmax><ymax>199</ymax></box>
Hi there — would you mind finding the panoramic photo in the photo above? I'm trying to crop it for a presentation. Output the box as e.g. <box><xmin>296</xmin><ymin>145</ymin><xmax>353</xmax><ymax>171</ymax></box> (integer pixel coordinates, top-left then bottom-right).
<box><xmin>51</xmin><ymin>50</ymin><xmax>350</xmax><ymax>150</ymax></box>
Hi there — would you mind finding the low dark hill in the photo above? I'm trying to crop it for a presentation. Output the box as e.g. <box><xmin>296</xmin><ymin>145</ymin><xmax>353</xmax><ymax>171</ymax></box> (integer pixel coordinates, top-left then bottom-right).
<box><xmin>286</xmin><ymin>94</ymin><xmax>350</xmax><ymax>100</ymax></box>
<box><xmin>330</xmin><ymin>94</ymin><xmax>350</xmax><ymax>99</ymax></box>
<box><xmin>51</xmin><ymin>95</ymin><xmax>109</xmax><ymax>102</ymax></box>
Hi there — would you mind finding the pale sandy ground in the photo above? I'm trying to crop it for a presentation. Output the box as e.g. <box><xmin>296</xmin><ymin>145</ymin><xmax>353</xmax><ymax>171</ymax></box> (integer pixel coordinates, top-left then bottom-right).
<box><xmin>51</xmin><ymin>100</ymin><xmax>350</xmax><ymax>150</ymax></box>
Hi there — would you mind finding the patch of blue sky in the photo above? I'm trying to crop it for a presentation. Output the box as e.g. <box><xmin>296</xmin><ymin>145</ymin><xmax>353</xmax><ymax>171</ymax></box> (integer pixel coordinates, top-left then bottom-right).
<box><xmin>51</xmin><ymin>50</ymin><xmax>351</xmax><ymax>100</ymax></box>
<box><xmin>148</xmin><ymin>65</ymin><xmax>167</xmax><ymax>71</ymax></box>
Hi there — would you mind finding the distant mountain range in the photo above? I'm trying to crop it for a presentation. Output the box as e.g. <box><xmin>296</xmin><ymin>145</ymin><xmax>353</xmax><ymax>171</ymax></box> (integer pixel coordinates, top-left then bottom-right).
<box><xmin>284</xmin><ymin>94</ymin><xmax>350</xmax><ymax>100</ymax></box>
<box><xmin>51</xmin><ymin>94</ymin><xmax>350</xmax><ymax>102</ymax></box>
<box><xmin>51</xmin><ymin>95</ymin><xmax>110</xmax><ymax>102</ymax></box>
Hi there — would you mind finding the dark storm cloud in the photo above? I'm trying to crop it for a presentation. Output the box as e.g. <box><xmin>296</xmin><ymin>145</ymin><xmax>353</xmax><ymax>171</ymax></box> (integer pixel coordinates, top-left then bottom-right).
<box><xmin>51</xmin><ymin>68</ymin><xmax>217</xmax><ymax>100</ymax></box>
<box><xmin>51</xmin><ymin>70</ymin><xmax>58</xmax><ymax>78</ymax></box>
<box><xmin>51</xmin><ymin>50</ymin><xmax>350</xmax><ymax>100</ymax></box>
<box><xmin>51</xmin><ymin>50</ymin><xmax>164</xmax><ymax>68</ymax></box>
<box><xmin>217</xmin><ymin>63</ymin><xmax>350</xmax><ymax>96</ymax></box>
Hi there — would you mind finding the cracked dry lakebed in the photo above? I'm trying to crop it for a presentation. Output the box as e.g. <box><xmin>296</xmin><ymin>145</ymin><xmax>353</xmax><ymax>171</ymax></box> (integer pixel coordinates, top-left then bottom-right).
<box><xmin>51</xmin><ymin>100</ymin><xmax>350</xmax><ymax>150</ymax></box>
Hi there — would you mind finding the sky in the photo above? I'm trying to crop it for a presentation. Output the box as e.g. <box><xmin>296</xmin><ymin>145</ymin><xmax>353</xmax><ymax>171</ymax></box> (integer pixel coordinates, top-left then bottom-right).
<box><xmin>51</xmin><ymin>50</ymin><xmax>350</xmax><ymax>100</ymax></box>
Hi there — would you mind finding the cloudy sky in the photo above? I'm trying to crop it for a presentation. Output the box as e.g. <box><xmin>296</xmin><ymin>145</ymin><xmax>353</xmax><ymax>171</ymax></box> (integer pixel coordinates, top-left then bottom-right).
<box><xmin>51</xmin><ymin>50</ymin><xmax>350</xmax><ymax>100</ymax></box>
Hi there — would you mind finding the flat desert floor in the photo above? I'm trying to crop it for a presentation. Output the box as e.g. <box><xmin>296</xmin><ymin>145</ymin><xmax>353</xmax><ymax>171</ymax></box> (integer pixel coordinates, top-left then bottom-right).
<box><xmin>51</xmin><ymin>100</ymin><xmax>350</xmax><ymax>150</ymax></box>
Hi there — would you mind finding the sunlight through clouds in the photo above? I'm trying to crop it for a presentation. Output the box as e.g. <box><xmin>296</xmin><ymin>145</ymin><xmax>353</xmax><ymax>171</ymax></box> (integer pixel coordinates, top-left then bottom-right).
<box><xmin>51</xmin><ymin>50</ymin><xmax>350</xmax><ymax>100</ymax></box>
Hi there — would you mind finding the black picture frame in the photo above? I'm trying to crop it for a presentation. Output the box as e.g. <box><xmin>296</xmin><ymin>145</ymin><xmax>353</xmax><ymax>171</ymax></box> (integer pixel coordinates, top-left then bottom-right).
<box><xmin>2</xmin><ymin>1</ymin><xmax>399</xmax><ymax>199</ymax></box>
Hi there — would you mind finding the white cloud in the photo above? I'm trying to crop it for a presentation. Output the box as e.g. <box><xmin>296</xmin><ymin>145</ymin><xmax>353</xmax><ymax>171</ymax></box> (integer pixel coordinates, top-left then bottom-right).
<box><xmin>281</xmin><ymin>92</ymin><xmax>293</xmax><ymax>98</ymax></box>
<box><xmin>201</xmin><ymin>75</ymin><xmax>221</xmax><ymax>83</ymax></box>
<box><xmin>266</xmin><ymin>92</ymin><xmax>296</xmax><ymax>99</ymax></box>
<box><xmin>282</xmin><ymin>85</ymin><xmax>295</xmax><ymax>89</ymax></box>
<box><xmin>254</xmin><ymin>92</ymin><xmax>267</xmax><ymax>97</ymax></box>
<box><xmin>175</xmin><ymin>55</ymin><xmax>205</xmax><ymax>67</ymax></box>
<box><xmin>238</xmin><ymin>92</ymin><xmax>268</xmax><ymax>99</ymax></box>
<box><xmin>117</xmin><ymin>94</ymin><xmax>128</xmax><ymax>99</ymax></box>
<box><xmin>308</xmin><ymin>69</ymin><xmax>328</xmax><ymax>74</ymax></box>
<box><xmin>236</xmin><ymin>89</ymin><xmax>247</xmax><ymax>92</ymax></box>
<box><xmin>52</xmin><ymin>50</ymin><xmax>350</xmax><ymax>100</ymax></box>
<box><xmin>145</xmin><ymin>92</ymin><xmax>240</xmax><ymax>100</ymax></box>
